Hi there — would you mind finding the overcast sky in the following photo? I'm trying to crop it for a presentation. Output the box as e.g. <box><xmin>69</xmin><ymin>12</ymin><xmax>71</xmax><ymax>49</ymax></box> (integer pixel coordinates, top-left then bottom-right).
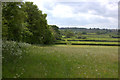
<box><xmin>24</xmin><ymin>0</ymin><xmax>118</xmax><ymax>29</ymax></box>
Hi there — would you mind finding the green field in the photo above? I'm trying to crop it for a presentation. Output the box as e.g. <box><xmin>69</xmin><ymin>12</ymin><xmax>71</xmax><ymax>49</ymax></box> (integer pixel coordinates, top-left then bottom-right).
<box><xmin>2</xmin><ymin>2</ymin><xmax>119</xmax><ymax>78</ymax></box>
<box><xmin>58</xmin><ymin>32</ymin><xmax>120</xmax><ymax>46</ymax></box>
<box><xmin>56</xmin><ymin>41</ymin><xmax>119</xmax><ymax>45</ymax></box>
<box><xmin>3</xmin><ymin>44</ymin><xmax>118</xmax><ymax>78</ymax></box>
<box><xmin>62</xmin><ymin>37</ymin><xmax>119</xmax><ymax>41</ymax></box>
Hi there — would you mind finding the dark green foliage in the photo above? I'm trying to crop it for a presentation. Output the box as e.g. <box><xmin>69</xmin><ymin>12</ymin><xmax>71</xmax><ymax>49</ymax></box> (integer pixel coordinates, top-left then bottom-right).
<box><xmin>2</xmin><ymin>2</ymin><xmax>25</xmax><ymax>41</ymax></box>
<box><xmin>66</xmin><ymin>31</ymin><xmax>75</xmax><ymax>38</ymax></box>
<box><xmin>82</xmin><ymin>31</ymin><xmax>87</xmax><ymax>34</ymax></box>
<box><xmin>49</xmin><ymin>25</ymin><xmax>61</xmax><ymax>41</ymax></box>
<box><xmin>21</xmin><ymin>2</ymin><xmax>53</xmax><ymax>44</ymax></box>
<box><xmin>60</xmin><ymin>28</ymin><xmax>118</xmax><ymax>35</ymax></box>
<box><xmin>2</xmin><ymin>2</ymin><xmax>57</xmax><ymax>44</ymax></box>
<box><xmin>2</xmin><ymin>17</ymin><xmax>8</xmax><ymax>40</ymax></box>
<box><xmin>43</xmin><ymin>26</ymin><xmax>53</xmax><ymax>44</ymax></box>
<box><xmin>77</xmin><ymin>36</ymin><xmax>86</xmax><ymax>39</ymax></box>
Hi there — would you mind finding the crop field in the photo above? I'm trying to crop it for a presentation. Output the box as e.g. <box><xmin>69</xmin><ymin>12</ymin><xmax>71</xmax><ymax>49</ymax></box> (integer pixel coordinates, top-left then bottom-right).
<box><xmin>3</xmin><ymin>43</ymin><xmax>118</xmax><ymax>78</ymax></box>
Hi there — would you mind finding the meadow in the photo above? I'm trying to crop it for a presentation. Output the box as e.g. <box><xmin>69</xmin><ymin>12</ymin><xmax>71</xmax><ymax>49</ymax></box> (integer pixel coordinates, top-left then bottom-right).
<box><xmin>2</xmin><ymin>2</ymin><xmax>119</xmax><ymax>78</ymax></box>
<box><xmin>2</xmin><ymin>29</ymin><xmax>119</xmax><ymax>78</ymax></box>
<box><xmin>2</xmin><ymin>42</ymin><xmax>118</xmax><ymax>78</ymax></box>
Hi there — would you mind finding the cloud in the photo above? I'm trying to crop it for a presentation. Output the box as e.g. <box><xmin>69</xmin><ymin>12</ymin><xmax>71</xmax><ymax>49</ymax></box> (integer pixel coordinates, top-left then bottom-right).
<box><xmin>24</xmin><ymin>0</ymin><xmax>118</xmax><ymax>29</ymax></box>
<box><xmin>51</xmin><ymin>4</ymin><xmax>74</xmax><ymax>18</ymax></box>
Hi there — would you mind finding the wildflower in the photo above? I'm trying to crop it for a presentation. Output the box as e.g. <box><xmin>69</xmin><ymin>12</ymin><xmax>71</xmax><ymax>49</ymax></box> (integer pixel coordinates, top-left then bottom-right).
<box><xmin>13</xmin><ymin>76</ymin><xmax>16</xmax><ymax>78</ymax></box>
<box><xmin>45</xmin><ymin>73</ymin><xmax>47</xmax><ymax>76</ymax></box>
<box><xmin>22</xmin><ymin>68</ymin><xmax>25</xmax><ymax>71</ymax></box>
<box><xmin>96</xmin><ymin>69</ymin><xmax>98</xmax><ymax>71</ymax></box>
<box><xmin>78</xmin><ymin>67</ymin><xmax>80</xmax><ymax>69</ymax></box>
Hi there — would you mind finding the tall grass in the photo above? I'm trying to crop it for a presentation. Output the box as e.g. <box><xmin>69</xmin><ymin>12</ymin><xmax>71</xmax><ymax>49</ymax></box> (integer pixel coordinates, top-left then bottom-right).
<box><xmin>2</xmin><ymin>41</ymin><xmax>31</xmax><ymax>78</ymax></box>
<box><xmin>2</xmin><ymin>41</ymin><xmax>118</xmax><ymax>78</ymax></box>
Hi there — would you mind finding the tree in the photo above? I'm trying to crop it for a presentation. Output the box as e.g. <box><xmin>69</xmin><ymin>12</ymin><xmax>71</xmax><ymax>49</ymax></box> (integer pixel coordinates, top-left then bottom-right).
<box><xmin>65</xmin><ymin>30</ymin><xmax>75</xmax><ymax>38</ymax></box>
<box><xmin>23</xmin><ymin>2</ymin><xmax>53</xmax><ymax>44</ymax></box>
<box><xmin>2</xmin><ymin>16</ymin><xmax>8</xmax><ymax>40</ymax></box>
<box><xmin>2</xmin><ymin>2</ymin><xmax>55</xmax><ymax>44</ymax></box>
<box><xmin>2</xmin><ymin>2</ymin><xmax>25</xmax><ymax>41</ymax></box>
<box><xmin>82</xmin><ymin>32</ymin><xmax>87</xmax><ymax>34</ymax></box>
<box><xmin>49</xmin><ymin>25</ymin><xmax>61</xmax><ymax>41</ymax></box>
<box><xmin>43</xmin><ymin>25</ymin><xmax>53</xmax><ymax>44</ymax></box>
<box><xmin>96</xmin><ymin>31</ymin><xmax>101</xmax><ymax>35</ymax></box>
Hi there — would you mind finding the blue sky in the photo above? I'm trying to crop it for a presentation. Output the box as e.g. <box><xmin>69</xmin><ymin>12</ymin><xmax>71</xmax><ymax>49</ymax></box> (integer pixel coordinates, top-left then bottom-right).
<box><xmin>24</xmin><ymin>0</ymin><xmax>118</xmax><ymax>29</ymax></box>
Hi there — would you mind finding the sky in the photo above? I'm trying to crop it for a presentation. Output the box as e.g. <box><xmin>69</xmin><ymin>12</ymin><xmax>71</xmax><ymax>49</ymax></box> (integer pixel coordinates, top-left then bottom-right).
<box><xmin>24</xmin><ymin>0</ymin><xmax>119</xmax><ymax>29</ymax></box>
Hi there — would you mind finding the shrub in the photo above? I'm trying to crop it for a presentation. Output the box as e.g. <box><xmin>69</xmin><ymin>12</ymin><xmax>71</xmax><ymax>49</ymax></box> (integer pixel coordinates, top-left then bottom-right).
<box><xmin>77</xmin><ymin>36</ymin><xmax>82</xmax><ymax>39</ymax></box>
<box><xmin>2</xmin><ymin>41</ymin><xmax>31</xmax><ymax>64</ymax></box>
<box><xmin>82</xmin><ymin>37</ymin><xmax>86</xmax><ymax>39</ymax></box>
<box><xmin>82</xmin><ymin>32</ymin><xmax>87</xmax><ymax>34</ymax></box>
<box><xmin>77</xmin><ymin>36</ymin><xmax>86</xmax><ymax>39</ymax></box>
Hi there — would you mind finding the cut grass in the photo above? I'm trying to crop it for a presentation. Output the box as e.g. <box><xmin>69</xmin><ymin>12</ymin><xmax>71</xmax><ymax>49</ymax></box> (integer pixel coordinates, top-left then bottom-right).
<box><xmin>56</xmin><ymin>41</ymin><xmax>119</xmax><ymax>45</ymax></box>
<box><xmin>70</xmin><ymin>41</ymin><xmax>119</xmax><ymax>44</ymax></box>
<box><xmin>3</xmin><ymin>45</ymin><xmax>118</xmax><ymax>78</ymax></box>
<box><xmin>62</xmin><ymin>38</ymin><xmax>119</xmax><ymax>41</ymax></box>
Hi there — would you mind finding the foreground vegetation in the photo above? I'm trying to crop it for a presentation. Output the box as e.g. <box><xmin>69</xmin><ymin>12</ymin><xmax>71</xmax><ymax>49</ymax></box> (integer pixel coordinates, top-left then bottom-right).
<box><xmin>3</xmin><ymin>41</ymin><xmax>118</xmax><ymax>78</ymax></box>
<box><xmin>2</xmin><ymin>2</ymin><xmax>60</xmax><ymax>44</ymax></box>
<box><xmin>2</xmin><ymin>2</ymin><xmax>119</xmax><ymax>78</ymax></box>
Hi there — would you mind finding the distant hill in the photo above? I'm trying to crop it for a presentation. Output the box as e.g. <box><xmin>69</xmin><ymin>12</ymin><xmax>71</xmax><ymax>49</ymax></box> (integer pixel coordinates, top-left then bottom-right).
<box><xmin>59</xmin><ymin>27</ymin><xmax>118</xmax><ymax>34</ymax></box>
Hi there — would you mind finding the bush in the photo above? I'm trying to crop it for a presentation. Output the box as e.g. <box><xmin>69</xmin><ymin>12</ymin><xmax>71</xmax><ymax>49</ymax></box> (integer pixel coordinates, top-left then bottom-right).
<box><xmin>77</xmin><ymin>36</ymin><xmax>86</xmax><ymax>39</ymax></box>
<box><xmin>82</xmin><ymin>32</ymin><xmax>87</xmax><ymax>34</ymax></box>
<box><xmin>82</xmin><ymin>37</ymin><xmax>86</xmax><ymax>39</ymax></box>
<box><xmin>2</xmin><ymin>41</ymin><xmax>31</xmax><ymax>64</ymax></box>
<box><xmin>77</xmin><ymin>36</ymin><xmax>82</xmax><ymax>39</ymax></box>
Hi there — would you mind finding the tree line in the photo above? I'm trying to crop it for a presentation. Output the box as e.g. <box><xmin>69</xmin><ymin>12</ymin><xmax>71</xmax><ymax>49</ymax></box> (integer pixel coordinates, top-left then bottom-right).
<box><xmin>2</xmin><ymin>2</ymin><xmax>60</xmax><ymax>44</ymax></box>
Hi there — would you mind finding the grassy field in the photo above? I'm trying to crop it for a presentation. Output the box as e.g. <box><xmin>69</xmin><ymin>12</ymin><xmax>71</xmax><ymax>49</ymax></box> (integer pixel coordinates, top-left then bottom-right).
<box><xmin>59</xmin><ymin>33</ymin><xmax>120</xmax><ymax>46</ymax></box>
<box><xmin>3</xmin><ymin>44</ymin><xmax>118</xmax><ymax>78</ymax></box>
<box><xmin>61</xmin><ymin>31</ymin><xmax>120</xmax><ymax>42</ymax></box>
<box><xmin>63</xmin><ymin>37</ymin><xmax>119</xmax><ymax>41</ymax></box>
<box><xmin>56</xmin><ymin>41</ymin><xmax>119</xmax><ymax>45</ymax></box>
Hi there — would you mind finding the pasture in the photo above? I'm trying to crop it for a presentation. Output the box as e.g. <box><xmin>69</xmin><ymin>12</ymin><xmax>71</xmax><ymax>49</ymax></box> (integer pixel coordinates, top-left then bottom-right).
<box><xmin>57</xmin><ymin>30</ymin><xmax>120</xmax><ymax>46</ymax></box>
<box><xmin>3</xmin><ymin>44</ymin><xmax>118</xmax><ymax>78</ymax></box>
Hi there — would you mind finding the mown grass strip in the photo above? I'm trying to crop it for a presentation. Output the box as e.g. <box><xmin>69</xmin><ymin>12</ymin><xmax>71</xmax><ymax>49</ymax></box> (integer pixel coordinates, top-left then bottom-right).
<box><xmin>55</xmin><ymin>41</ymin><xmax>120</xmax><ymax>46</ymax></box>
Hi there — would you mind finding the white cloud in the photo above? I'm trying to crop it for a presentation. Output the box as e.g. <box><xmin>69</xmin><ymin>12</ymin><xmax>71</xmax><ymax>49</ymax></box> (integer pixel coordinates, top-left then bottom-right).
<box><xmin>24</xmin><ymin>0</ymin><xmax>118</xmax><ymax>29</ymax></box>
<box><xmin>51</xmin><ymin>4</ymin><xmax>74</xmax><ymax>18</ymax></box>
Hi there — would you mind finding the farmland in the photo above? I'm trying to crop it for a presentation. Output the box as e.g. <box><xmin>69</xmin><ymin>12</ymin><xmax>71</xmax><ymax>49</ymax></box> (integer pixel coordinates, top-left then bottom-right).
<box><xmin>57</xmin><ymin>28</ymin><xmax>120</xmax><ymax>46</ymax></box>
<box><xmin>2</xmin><ymin>2</ymin><xmax>119</xmax><ymax>78</ymax></box>
<box><xmin>2</xmin><ymin>28</ymin><xmax>119</xmax><ymax>78</ymax></box>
